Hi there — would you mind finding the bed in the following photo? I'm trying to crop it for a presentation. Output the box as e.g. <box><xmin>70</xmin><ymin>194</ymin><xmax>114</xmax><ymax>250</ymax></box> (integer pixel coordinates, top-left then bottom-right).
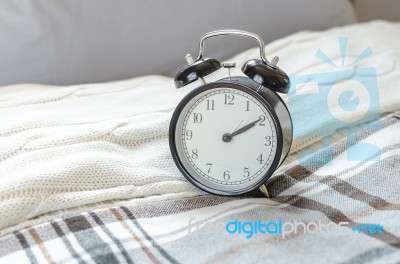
<box><xmin>0</xmin><ymin>2</ymin><xmax>400</xmax><ymax>264</ymax></box>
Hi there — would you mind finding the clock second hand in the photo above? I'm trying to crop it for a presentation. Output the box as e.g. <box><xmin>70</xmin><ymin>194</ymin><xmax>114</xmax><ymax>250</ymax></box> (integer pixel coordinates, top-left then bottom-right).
<box><xmin>222</xmin><ymin>117</ymin><xmax>262</xmax><ymax>142</ymax></box>
<box><xmin>230</xmin><ymin>120</ymin><xmax>243</xmax><ymax>134</ymax></box>
<box><xmin>221</xmin><ymin>120</ymin><xmax>243</xmax><ymax>143</ymax></box>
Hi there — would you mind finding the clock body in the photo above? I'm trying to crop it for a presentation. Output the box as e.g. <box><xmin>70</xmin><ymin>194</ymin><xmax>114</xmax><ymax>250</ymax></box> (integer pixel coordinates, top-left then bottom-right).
<box><xmin>169</xmin><ymin>77</ymin><xmax>292</xmax><ymax>195</ymax></box>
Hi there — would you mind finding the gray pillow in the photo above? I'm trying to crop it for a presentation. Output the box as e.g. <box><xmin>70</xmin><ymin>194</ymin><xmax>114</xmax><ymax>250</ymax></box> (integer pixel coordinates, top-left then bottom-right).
<box><xmin>0</xmin><ymin>0</ymin><xmax>356</xmax><ymax>86</ymax></box>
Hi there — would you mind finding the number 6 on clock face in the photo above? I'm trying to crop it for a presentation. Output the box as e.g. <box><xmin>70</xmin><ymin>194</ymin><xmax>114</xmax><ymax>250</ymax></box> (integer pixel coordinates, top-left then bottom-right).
<box><xmin>169</xmin><ymin>80</ymin><xmax>290</xmax><ymax>196</ymax></box>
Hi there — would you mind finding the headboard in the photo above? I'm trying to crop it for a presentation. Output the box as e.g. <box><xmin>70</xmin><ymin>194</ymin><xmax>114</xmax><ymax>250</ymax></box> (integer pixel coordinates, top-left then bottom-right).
<box><xmin>0</xmin><ymin>0</ymin><xmax>356</xmax><ymax>86</ymax></box>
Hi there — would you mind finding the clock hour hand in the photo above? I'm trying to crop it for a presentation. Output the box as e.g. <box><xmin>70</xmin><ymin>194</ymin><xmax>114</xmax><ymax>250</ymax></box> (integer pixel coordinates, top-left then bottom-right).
<box><xmin>231</xmin><ymin>118</ymin><xmax>261</xmax><ymax>137</ymax></box>
<box><xmin>222</xmin><ymin>117</ymin><xmax>262</xmax><ymax>142</ymax></box>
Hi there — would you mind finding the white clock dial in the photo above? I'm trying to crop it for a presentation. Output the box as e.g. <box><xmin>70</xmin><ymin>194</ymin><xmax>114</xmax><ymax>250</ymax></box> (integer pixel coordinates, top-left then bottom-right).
<box><xmin>174</xmin><ymin>87</ymin><xmax>279</xmax><ymax>192</ymax></box>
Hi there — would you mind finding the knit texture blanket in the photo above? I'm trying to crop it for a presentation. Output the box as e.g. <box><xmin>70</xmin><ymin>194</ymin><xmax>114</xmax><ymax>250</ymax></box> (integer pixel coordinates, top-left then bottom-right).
<box><xmin>0</xmin><ymin>20</ymin><xmax>399</xmax><ymax>237</ymax></box>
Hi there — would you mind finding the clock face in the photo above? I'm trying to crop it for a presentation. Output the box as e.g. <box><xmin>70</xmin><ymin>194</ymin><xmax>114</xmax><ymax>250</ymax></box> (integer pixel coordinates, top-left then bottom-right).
<box><xmin>172</xmin><ymin>84</ymin><xmax>281</xmax><ymax>195</ymax></box>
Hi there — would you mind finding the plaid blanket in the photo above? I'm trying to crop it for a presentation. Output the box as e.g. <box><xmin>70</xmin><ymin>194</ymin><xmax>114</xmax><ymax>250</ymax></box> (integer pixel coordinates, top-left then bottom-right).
<box><xmin>0</xmin><ymin>112</ymin><xmax>399</xmax><ymax>263</ymax></box>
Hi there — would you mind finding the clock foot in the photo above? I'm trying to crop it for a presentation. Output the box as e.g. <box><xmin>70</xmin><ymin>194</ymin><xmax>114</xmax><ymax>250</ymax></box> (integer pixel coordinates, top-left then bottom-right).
<box><xmin>258</xmin><ymin>184</ymin><xmax>270</xmax><ymax>198</ymax></box>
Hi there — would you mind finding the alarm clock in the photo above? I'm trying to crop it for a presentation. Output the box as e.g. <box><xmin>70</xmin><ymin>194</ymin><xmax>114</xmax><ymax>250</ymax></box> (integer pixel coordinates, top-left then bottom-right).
<box><xmin>169</xmin><ymin>30</ymin><xmax>292</xmax><ymax>197</ymax></box>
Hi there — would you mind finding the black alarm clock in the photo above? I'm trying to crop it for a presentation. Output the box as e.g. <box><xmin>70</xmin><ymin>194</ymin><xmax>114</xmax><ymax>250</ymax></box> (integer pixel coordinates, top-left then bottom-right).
<box><xmin>169</xmin><ymin>30</ymin><xmax>292</xmax><ymax>197</ymax></box>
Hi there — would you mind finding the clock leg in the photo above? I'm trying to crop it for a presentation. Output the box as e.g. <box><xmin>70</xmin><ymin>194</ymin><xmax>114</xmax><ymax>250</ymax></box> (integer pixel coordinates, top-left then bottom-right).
<box><xmin>258</xmin><ymin>184</ymin><xmax>270</xmax><ymax>198</ymax></box>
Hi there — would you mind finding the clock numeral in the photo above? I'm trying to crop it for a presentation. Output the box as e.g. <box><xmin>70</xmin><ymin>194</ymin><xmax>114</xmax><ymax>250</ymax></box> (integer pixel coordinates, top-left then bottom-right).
<box><xmin>206</xmin><ymin>99</ymin><xmax>215</xmax><ymax>110</ymax></box>
<box><xmin>256</xmin><ymin>154</ymin><xmax>264</xmax><ymax>164</ymax></box>
<box><xmin>191</xmin><ymin>149</ymin><xmax>198</xmax><ymax>159</ymax></box>
<box><xmin>223</xmin><ymin>170</ymin><xmax>230</xmax><ymax>180</ymax></box>
<box><xmin>243</xmin><ymin>167</ymin><xmax>250</xmax><ymax>177</ymax></box>
<box><xmin>185</xmin><ymin>130</ymin><xmax>193</xmax><ymax>140</ymax></box>
<box><xmin>259</xmin><ymin>115</ymin><xmax>266</xmax><ymax>126</ymax></box>
<box><xmin>193</xmin><ymin>113</ymin><xmax>202</xmax><ymax>123</ymax></box>
<box><xmin>265</xmin><ymin>136</ymin><xmax>271</xmax><ymax>146</ymax></box>
<box><xmin>246</xmin><ymin>101</ymin><xmax>250</xmax><ymax>111</ymax></box>
<box><xmin>206</xmin><ymin>163</ymin><xmax>212</xmax><ymax>173</ymax></box>
<box><xmin>224</xmin><ymin>94</ymin><xmax>235</xmax><ymax>105</ymax></box>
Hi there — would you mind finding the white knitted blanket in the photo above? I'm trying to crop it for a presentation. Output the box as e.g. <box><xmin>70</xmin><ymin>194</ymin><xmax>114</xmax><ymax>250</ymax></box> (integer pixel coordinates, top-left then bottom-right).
<box><xmin>0</xmin><ymin>20</ymin><xmax>399</xmax><ymax>235</ymax></box>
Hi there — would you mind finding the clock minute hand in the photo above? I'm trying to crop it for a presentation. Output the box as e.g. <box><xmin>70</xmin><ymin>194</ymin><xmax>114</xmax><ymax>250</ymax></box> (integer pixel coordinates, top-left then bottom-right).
<box><xmin>230</xmin><ymin>117</ymin><xmax>262</xmax><ymax>137</ymax></box>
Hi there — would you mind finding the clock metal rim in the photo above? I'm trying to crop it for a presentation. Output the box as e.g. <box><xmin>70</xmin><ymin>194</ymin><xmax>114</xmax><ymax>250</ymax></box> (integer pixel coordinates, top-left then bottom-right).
<box><xmin>169</xmin><ymin>80</ymin><xmax>283</xmax><ymax>196</ymax></box>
